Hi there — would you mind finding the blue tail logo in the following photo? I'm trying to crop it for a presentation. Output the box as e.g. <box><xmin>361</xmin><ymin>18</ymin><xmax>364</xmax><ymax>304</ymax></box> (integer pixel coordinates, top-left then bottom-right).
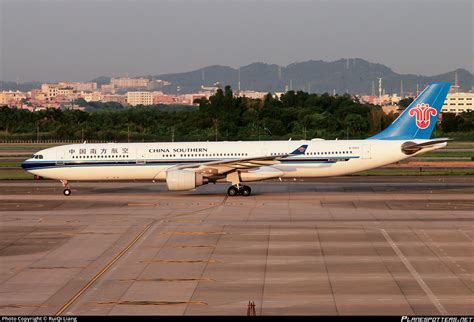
<box><xmin>290</xmin><ymin>145</ymin><xmax>308</xmax><ymax>155</ymax></box>
<box><xmin>369</xmin><ymin>82</ymin><xmax>450</xmax><ymax>140</ymax></box>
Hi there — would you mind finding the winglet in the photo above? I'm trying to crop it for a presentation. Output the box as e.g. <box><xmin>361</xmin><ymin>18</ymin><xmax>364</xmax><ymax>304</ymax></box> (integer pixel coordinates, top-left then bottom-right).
<box><xmin>290</xmin><ymin>145</ymin><xmax>308</xmax><ymax>155</ymax></box>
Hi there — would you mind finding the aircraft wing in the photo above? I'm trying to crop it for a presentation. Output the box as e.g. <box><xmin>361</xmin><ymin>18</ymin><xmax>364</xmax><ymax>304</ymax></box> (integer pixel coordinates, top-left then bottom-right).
<box><xmin>168</xmin><ymin>144</ymin><xmax>308</xmax><ymax>175</ymax></box>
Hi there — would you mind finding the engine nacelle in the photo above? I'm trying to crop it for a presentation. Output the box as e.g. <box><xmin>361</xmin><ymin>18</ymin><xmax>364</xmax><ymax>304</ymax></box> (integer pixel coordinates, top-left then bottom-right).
<box><xmin>166</xmin><ymin>170</ymin><xmax>207</xmax><ymax>191</ymax></box>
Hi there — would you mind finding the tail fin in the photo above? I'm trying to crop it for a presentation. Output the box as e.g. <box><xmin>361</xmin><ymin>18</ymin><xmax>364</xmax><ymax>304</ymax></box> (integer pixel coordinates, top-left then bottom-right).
<box><xmin>289</xmin><ymin>145</ymin><xmax>308</xmax><ymax>155</ymax></box>
<box><xmin>368</xmin><ymin>82</ymin><xmax>450</xmax><ymax>140</ymax></box>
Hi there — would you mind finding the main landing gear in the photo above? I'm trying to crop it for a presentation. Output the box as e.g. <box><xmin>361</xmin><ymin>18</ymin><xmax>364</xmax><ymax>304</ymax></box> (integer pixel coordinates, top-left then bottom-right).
<box><xmin>60</xmin><ymin>180</ymin><xmax>71</xmax><ymax>196</ymax></box>
<box><xmin>227</xmin><ymin>185</ymin><xmax>251</xmax><ymax>197</ymax></box>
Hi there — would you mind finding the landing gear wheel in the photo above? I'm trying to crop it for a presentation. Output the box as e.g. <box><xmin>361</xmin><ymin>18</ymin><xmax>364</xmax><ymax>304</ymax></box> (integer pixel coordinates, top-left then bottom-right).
<box><xmin>63</xmin><ymin>188</ymin><xmax>71</xmax><ymax>196</ymax></box>
<box><xmin>240</xmin><ymin>186</ymin><xmax>251</xmax><ymax>197</ymax></box>
<box><xmin>227</xmin><ymin>186</ymin><xmax>239</xmax><ymax>197</ymax></box>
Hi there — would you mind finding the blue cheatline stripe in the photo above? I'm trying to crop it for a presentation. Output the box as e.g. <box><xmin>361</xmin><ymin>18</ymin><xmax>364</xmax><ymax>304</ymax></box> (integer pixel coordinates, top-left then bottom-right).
<box><xmin>22</xmin><ymin>156</ymin><xmax>360</xmax><ymax>171</ymax></box>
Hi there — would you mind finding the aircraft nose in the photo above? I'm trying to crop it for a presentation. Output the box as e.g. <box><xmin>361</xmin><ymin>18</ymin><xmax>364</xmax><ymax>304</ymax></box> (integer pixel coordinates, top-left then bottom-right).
<box><xmin>21</xmin><ymin>160</ymin><xmax>30</xmax><ymax>170</ymax></box>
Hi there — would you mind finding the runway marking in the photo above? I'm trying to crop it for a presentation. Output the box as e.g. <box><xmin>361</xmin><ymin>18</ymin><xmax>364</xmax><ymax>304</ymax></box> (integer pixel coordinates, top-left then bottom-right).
<box><xmin>259</xmin><ymin>225</ymin><xmax>271</xmax><ymax>316</ymax></box>
<box><xmin>160</xmin><ymin>231</ymin><xmax>226</xmax><ymax>235</ymax></box>
<box><xmin>97</xmin><ymin>300</ymin><xmax>207</xmax><ymax>306</ymax></box>
<box><xmin>460</xmin><ymin>230</ymin><xmax>473</xmax><ymax>243</ymax></box>
<box><xmin>316</xmin><ymin>227</ymin><xmax>340</xmax><ymax>315</ymax></box>
<box><xmin>29</xmin><ymin>266</ymin><xmax>86</xmax><ymax>270</ymax></box>
<box><xmin>184</xmin><ymin>225</ymin><xmax>226</xmax><ymax>315</ymax></box>
<box><xmin>162</xmin><ymin>245</ymin><xmax>215</xmax><ymax>249</ymax></box>
<box><xmin>0</xmin><ymin>202</ymin><xmax>44</xmax><ymax>208</ymax></box>
<box><xmin>139</xmin><ymin>259</ymin><xmax>220</xmax><ymax>264</ymax></box>
<box><xmin>380</xmin><ymin>229</ymin><xmax>448</xmax><ymax>315</ymax></box>
<box><xmin>60</xmin><ymin>232</ymin><xmax>117</xmax><ymax>236</ymax></box>
<box><xmin>119</xmin><ymin>278</ymin><xmax>215</xmax><ymax>282</ymax></box>
<box><xmin>0</xmin><ymin>304</ymin><xmax>43</xmax><ymax>309</ymax></box>
<box><xmin>127</xmin><ymin>203</ymin><xmax>157</xmax><ymax>207</ymax></box>
<box><xmin>418</xmin><ymin>230</ymin><xmax>473</xmax><ymax>293</ymax></box>
<box><xmin>54</xmin><ymin>220</ymin><xmax>155</xmax><ymax>316</ymax></box>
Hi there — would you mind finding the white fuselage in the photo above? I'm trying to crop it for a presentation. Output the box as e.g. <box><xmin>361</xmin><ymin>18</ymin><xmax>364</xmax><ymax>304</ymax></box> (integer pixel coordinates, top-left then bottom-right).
<box><xmin>22</xmin><ymin>139</ymin><xmax>444</xmax><ymax>182</ymax></box>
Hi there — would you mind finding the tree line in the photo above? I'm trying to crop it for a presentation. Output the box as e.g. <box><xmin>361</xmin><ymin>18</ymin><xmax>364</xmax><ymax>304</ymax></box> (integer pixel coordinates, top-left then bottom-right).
<box><xmin>1</xmin><ymin>86</ymin><xmax>473</xmax><ymax>142</ymax></box>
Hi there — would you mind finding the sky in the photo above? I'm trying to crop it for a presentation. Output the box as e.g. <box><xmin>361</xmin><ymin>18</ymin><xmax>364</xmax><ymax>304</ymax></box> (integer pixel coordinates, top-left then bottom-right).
<box><xmin>0</xmin><ymin>0</ymin><xmax>472</xmax><ymax>82</ymax></box>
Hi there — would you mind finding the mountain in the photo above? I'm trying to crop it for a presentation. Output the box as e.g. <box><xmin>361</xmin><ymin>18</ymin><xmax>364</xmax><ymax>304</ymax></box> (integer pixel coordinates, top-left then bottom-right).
<box><xmin>0</xmin><ymin>77</ymin><xmax>110</xmax><ymax>91</ymax></box>
<box><xmin>0</xmin><ymin>81</ymin><xmax>42</xmax><ymax>92</ymax></box>
<box><xmin>154</xmin><ymin>58</ymin><xmax>473</xmax><ymax>95</ymax></box>
<box><xmin>89</xmin><ymin>76</ymin><xmax>111</xmax><ymax>86</ymax></box>
<box><xmin>2</xmin><ymin>59</ymin><xmax>472</xmax><ymax>95</ymax></box>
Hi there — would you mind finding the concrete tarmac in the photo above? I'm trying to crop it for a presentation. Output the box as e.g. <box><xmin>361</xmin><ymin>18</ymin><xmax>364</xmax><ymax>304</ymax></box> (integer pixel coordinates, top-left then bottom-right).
<box><xmin>0</xmin><ymin>176</ymin><xmax>473</xmax><ymax>316</ymax></box>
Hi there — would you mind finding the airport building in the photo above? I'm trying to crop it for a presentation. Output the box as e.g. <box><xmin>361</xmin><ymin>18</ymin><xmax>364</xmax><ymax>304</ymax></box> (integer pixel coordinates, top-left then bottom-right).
<box><xmin>442</xmin><ymin>92</ymin><xmax>474</xmax><ymax>114</ymax></box>
<box><xmin>127</xmin><ymin>91</ymin><xmax>153</xmax><ymax>106</ymax></box>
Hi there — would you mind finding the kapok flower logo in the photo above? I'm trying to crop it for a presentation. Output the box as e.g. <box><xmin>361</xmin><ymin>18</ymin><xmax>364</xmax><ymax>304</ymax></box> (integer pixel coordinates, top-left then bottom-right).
<box><xmin>408</xmin><ymin>103</ymin><xmax>437</xmax><ymax>129</ymax></box>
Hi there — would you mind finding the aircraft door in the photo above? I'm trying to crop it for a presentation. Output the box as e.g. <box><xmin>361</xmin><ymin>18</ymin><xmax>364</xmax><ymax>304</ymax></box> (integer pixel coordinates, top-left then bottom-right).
<box><xmin>362</xmin><ymin>144</ymin><xmax>372</xmax><ymax>159</ymax></box>
<box><xmin>136</xmin><ymin>147</ymin><xmax>147</xmax><ymax>164</ymax></box>
<box><xmin>56</xmin><ymin>149</ymin><xmax>66</xmax><ymax>165</ymax></box>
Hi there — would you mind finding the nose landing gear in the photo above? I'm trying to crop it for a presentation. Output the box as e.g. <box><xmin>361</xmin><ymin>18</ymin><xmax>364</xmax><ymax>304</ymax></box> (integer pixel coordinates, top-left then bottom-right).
<box><xmin>227</xmin><ymin>185</ymin><xmax>252</xmax><ymax>197</ymax></box>
<box><xmin>60</xmin><ymin>180</ymin><xmax>71</xmax><ymax>196</ymax></box>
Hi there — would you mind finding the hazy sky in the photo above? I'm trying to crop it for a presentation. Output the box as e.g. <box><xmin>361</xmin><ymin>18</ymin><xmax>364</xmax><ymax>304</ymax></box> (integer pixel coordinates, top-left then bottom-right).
<box><xmin>0</xmin><ymin>0</ymin><xmax>472</xmax><ymax>82</ymax></box>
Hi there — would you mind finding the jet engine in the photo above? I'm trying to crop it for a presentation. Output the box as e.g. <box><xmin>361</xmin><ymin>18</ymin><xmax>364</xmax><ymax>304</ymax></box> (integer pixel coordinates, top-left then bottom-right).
<box><xmin>166</xmin><ymin>170</ymin><xmax>208</xmax><ymax>191</ymax></box>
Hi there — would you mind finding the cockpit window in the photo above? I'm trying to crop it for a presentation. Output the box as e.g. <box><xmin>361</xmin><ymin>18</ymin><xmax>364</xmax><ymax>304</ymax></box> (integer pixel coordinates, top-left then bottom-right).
<box><xmin>32</xmin><ymin>155</ymin><xmax>43</xmax><ymax>159</ymax></box>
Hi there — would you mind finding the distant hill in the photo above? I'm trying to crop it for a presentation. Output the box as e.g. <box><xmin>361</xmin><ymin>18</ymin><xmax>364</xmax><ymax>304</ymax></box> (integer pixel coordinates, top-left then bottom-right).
<box><xmin>0</xmin><ymin>81</ymin><xmax>42</xmax><ymax>92</ymax></box>
<box><xmin>154</xmin><ymin>58</ymin><xmax>473</xmax><ymax>95</ymax></box>
<box><xmin>0</xmin><ymin>78</ymin><xmax>111</xmax><ymax>91</ymax></box>
<box><xmin>2</xmin><ymin>59</ymin><xmax>472</xmax><ymax>95</ymax></box>
<box><xmin>89</xmin><ymin>76</ymin><xmax>111</xmax><ymax>86</ymax></box>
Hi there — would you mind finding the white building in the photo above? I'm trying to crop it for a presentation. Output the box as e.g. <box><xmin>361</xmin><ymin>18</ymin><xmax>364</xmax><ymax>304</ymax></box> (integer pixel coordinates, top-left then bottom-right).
<box><xmin>0</xmin><ymin>91</ymin><xmax>26</xmax><ymax>105</ymax></box>
<box><xmin>58</xmin><ymin>82</ymin><xmax>97</xmax><ymax>92</ymax></box>
<box><xmin>41</xmin><ymin>83</ymin><xmax>75</xmax><ymax>100</ymax></box>
<box><xmin>82</xmin><ymin>91</ymin><xmax>102</xmax><ymax>102</ymax></box>
<box><xmin>111</xmin><ymin>77</ymin><xmax>149</xmax><ymax>88</ymax></box>
<box><xmin>126</xmin><ymin>91</ymin><xmax>153</xmax><ymax>106</ymax></box>
<box><xmin>442</xmin><ymin>92</ymin><xmax>474</xmax><ymax>114</ymax></box>
<box><xmin>237</xmin><ymin>90</ymin><xmax>268</xmax><ymax>100</ymax></box>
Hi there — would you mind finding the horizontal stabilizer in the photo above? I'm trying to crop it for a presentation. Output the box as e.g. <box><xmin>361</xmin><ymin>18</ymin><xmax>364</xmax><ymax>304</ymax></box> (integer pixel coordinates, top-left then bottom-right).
<box><xmin>401</xmin><ymin>138</ymin><xmax>451</xmax><ymax>155</ymax></box>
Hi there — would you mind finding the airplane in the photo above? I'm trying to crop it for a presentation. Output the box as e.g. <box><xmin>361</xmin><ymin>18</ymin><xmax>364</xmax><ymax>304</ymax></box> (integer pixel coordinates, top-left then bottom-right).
<box><xmin>22</xmin><ymin>82</ymin><xmax>451</xmax><ymax>197</ymax></box>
